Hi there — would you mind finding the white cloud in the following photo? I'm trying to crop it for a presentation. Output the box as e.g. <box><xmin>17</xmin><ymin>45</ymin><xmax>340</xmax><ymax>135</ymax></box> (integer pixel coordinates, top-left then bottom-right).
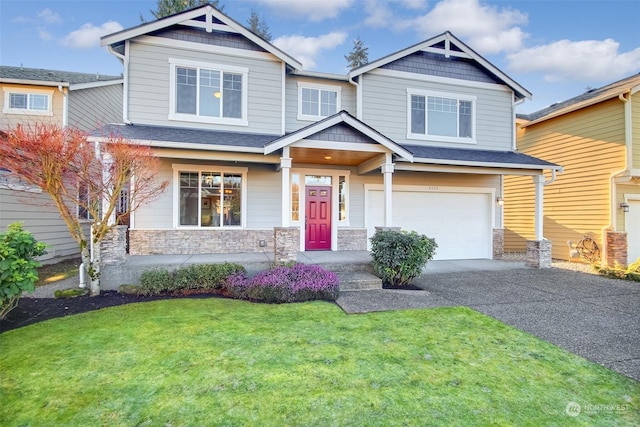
<box><xmin>396</xmin><ymin>0</ymin><xmax>529</xmax><ymax>54</ymax></box>
<box><xmin>61</xmin><ymin>21</ymin><xmax>123</xmax><ymax>49</ymax></box>
<box><xmin>253</xmin><ymin>0</ymin><xmax>353</xmax><ymax>21</ymax></box>
<box><xmin>364</xmin><ymin>0</ymin><xmax>393</xmax><ymax>27</ymax></box>
<box><xmin>38</xmin><ymin>29</ymin><xmax>53</xmax><ymax>41</ymax></box>
<box><xmin>11</xmin><ymin>15</ymin><xmax>32</xmax><ymax>24</ymax></box>
<box><xmin>37</xmin><ymin>9</ymin><xmax>62</xmax><ymax>24</ymax></box>
<box><xmin>273</xmin><ymin>32</ymin><xmax>348</xmax><ymax>69</ymax></box>
<box><xmin>399</xmin><ymin>0</ymin><xmax>427</xmax><ymax>8</ymax></box>
<box><xmin>508</xmin><ymin>39</ymin><xmax>640</xmax><ymax>82</ymax></box>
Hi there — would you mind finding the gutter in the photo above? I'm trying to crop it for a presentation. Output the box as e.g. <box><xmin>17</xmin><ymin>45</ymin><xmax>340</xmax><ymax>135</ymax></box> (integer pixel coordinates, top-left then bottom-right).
<box><xmin>57</xmin><ymin>84</ymin><xmax>68</xmax><ymax>127</ymax></box>
<box><xmin>348</xmin><ymin>73</ymin><xmax>362</xmax><ymax>120</ymax></box>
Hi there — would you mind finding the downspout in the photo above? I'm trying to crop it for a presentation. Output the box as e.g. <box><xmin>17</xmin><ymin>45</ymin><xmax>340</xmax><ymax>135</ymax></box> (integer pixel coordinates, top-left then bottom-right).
<box><xmin>512</xmin><ymin>97</ymin><xmax>526</xmax><ymax>151</ymax></box>
<box><xmin>57</xmin><ymin>85</ymin><xmax>68</xmax><ymax>127</ymax></box>
<box><xmin>348</xmin><ymin>73</ymin><xmax>362</xmax><ymax>120</ymax></box>
<box><xmin>108</xmin><ymin>43</ymin><xmax>130</xmax><ymax>124</ymax></box>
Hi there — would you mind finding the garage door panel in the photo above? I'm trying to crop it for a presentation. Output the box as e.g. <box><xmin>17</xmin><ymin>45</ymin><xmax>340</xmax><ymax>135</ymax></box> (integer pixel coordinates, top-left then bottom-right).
<box><xmin>627</xmin><ymin>200</ymin><xmax>640</xmax><ymax>262</ymax></box>
<box><xmin>367</xmin><ymin>189</ymin><xmax>492</xmax><ymax>260</ymax></box>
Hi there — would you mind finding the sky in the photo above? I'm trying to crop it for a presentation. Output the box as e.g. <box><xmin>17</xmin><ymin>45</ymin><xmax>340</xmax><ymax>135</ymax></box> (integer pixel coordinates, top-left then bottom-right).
<box><xmin>1</xmin><ymin>0</ymin><xmax>639</xmax><ymax>113</ymax></box>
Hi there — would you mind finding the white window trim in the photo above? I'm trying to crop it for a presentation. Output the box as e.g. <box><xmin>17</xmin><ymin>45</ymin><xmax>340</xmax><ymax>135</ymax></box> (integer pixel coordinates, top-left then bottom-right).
<box><xmin>168</xmin><ymin>58</ymin><xmax>249</xmax><ymax>126</ymax></box>
<box><xmin>297</xmin><ymin>82</ymin><xmax>341</xmax><ymax>122</ymax></box>
<box><xmin>171</xmin><ymin>163</ymin><xmax>248</xmax><ymax>229</ymax></box>
<box><xmin>406</xmin><ymin>88</ymin><xmax>476</xmax><ymax>144</ymax></box>
<box><xmin>2</xmin><ymin>87</ymin><xmax>54</xmax><ymax>116</ymax></box>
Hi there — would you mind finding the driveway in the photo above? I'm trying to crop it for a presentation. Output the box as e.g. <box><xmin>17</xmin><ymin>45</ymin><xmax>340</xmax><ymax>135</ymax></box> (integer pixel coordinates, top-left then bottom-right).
<box><xmin>337</xmin><ymin>267</ymin><xmax>640</xmax><ymax>381</ymax></box>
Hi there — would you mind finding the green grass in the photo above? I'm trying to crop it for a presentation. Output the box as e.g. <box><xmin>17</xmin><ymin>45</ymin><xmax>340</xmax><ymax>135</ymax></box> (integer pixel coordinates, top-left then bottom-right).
<box><xmin>1</xmin><ymin>300</ymin><xmax>638</xmax><ymax>426</ymax></box>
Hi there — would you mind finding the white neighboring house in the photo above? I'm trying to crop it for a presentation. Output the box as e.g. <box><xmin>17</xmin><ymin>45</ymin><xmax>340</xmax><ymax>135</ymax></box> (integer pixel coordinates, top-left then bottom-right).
<box><xmin>93</xmin><ymin>5</ymin><xmax>561</xmax><ymax>265</ymax></box>
<box><xmin>0</xmin><ymin>66</ymin><xmax>123</xmax><ymax>263</ymax></box>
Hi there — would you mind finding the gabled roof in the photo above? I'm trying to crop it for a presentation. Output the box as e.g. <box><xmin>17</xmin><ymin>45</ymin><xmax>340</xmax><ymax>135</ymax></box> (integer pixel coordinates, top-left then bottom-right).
<box><xmin>0</xmin><ymin>66</ymin><xmax>122</xmax><ymax>88</ymax></box>
<box><xmin>101</xmin><ymin>4</ymin><xmax>303</xmax><ymax>70</ymax></box>
<box><xmin>518</xmin><ymin>73</ymin><xmax>640</xmax><ymax>127</ymax></box>
<box><xmin>264</xmin><ymin>111</ymin><xmax>414</xmax><ymax>161</ymax></box>
<box><xmin>348</xmin><ymin>31</ymin><xmax>531</xmax><ymax>100</ymax></box>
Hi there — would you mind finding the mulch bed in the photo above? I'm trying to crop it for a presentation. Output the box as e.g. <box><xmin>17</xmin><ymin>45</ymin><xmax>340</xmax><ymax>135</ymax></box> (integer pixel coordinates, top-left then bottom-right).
<box><xmin>0</xmin><ymin>291</ymin><xmax>228</xmax><ymax>334</ymax></box>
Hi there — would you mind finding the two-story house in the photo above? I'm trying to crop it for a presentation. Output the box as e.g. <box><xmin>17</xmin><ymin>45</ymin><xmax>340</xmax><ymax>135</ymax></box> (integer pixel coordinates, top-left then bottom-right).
<box><xmin>0</xmin><ymin>66</ymin><xmax>122</xmax><ymax>263</ymax></box>
<box><xmin>94</xmin><ymin>4</ymin><xmax>559</xmax><ymax>266</ymax></box>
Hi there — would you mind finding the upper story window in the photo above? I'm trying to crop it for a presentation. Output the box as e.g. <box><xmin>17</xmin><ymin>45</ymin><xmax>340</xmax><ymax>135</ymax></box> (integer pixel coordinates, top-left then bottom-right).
<box><xmin>297</xmin><ymin>82</ymin><xmax>341</xmax><ymax>121</ymax></box>
<box><xmin>169</xmin><ymin>58</ymin><xmax>248</xmax><ymax>126</ymax></box>
<box><xmin>3</xmin><ymin>88</ymin><xmax>53</xmax><ymax>116</ymax></box>
<box><xmin>407</xmin><ymin>89</ymin><xmax>476</xmax><ymax>144</ymax></box>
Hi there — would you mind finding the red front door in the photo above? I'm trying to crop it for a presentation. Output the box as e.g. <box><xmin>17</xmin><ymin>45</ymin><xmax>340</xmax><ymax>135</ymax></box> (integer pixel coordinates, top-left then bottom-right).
<box><xmin>305</xmin><ymin>186</ymin><xmax>331</xmax><ymax>250</ymax></box>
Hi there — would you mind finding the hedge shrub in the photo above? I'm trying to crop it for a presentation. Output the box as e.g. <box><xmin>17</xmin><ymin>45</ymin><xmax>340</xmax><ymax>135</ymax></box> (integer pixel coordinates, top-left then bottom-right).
<box><xmin>370</xmin><ymin>229</ymin><xmax>437</xmax><ymax>287</ymax></box>
<box><xmin>226</xmin><ymin>263</ymin><xmax>339</xmax><ymax>303</ymax></box>
<box><xmin>139</xmin><ymin>263</ymin><xmax>246</xmax><ymax>295</ymax></box>
<box><xmin>595</xmin><ymin>258</ymin><xmax>640</xmax><ymax>282</ymax></box>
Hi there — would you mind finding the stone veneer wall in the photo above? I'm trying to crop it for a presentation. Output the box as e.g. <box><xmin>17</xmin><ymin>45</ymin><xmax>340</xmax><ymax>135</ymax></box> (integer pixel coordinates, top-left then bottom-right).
<box><xmin>606</xmin><ymin>231</ymin><xmax>628</xmax><ymax>267</ymax></box>
<box><xmin>274</xmin><ymin>227</ymin><xmax>300</xmax><ymax>263</ymax></box>
<box><xmin>129</xmin><ymin>229</ymin><xmax>274</xmax><ymax>255</ymax></box>
<box><xmin>337</xmin><ymin>228</ymin><xmax>368</xmax><ymax>251</ymax></box>
<box><xmin>493</xmin><ymin>228</ymin><xmax>504</xmax><ymax>259</ymax></box>
<box><xmin>101</xmin><ymin>225</ymin><xmax>128</xmax><ymax>264</ymax></box>
<box><xmin>526</xmin><ymin>239</ymin><xmax>552</xmax><ymax>268</ymax></box>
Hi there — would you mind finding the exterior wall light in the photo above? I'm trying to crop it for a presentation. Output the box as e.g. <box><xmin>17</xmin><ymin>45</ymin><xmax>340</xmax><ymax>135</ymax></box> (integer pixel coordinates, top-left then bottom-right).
<box><xmin>496</xmin><ymin>196</ymin><xmax>504</xmax><ymax>206</ymax></box>
<box><xmin>619</xmin><ymin>202</ymin><xmax>630</xmax><ymax>213</ymax></box>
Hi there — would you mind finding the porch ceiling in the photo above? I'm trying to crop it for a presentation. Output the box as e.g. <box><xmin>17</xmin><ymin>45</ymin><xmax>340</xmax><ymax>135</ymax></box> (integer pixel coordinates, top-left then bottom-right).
<box><xmin>290</xmin><ymin>147</ymin><xmax>380</xmax><ymax>166</ymax></box>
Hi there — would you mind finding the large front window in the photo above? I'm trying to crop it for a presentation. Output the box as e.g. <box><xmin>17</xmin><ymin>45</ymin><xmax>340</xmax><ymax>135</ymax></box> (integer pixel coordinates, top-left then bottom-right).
<box><xmin>177</xmin><ymin>169</ymin><xmax>244</xmax><ymax>227</ymax></box>
<box><xmin>408</xmin><ymin>89</ymin><xmax>475</xmax><ymax>143</ymax></box>
<box><xmin>170</xmin><ymin>59</ymin><xmax>247</xmax><ymax>125</ymax></box>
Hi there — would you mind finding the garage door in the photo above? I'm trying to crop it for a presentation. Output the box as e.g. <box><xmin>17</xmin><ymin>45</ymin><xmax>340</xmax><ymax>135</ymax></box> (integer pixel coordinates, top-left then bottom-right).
<box><xmin>367</xmin><ymin>188</ymin><xmax>492</xmax><ymax>260</ymax></box>
<box><xmin>627</xmin><ymin>199</ymin><xmax>640</xmax><ymax>263</ymax></box>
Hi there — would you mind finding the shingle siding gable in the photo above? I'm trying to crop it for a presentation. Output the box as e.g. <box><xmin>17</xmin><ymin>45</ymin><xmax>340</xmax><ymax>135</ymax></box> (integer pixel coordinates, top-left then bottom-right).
<box><xmin>150</xmin><ymin>26</ymin><xmax>268</xmax><ymax>53</ymax></box>
<box><xmin>381</xmin><ymin>51</ymin><xmax>502</xmax><ymax>85</ymax></box>
<box><xmin>305</xmin><ymin>123</ymin><xmax>377</xmax><ymax>144</ymax></box>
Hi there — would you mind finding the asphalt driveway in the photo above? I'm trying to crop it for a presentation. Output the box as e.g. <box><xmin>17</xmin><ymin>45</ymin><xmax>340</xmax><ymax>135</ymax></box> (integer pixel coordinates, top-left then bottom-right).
<box><xmin>337</xmin><ymin>267</ymin><xmax>640</xmax><ymax>381</ymax></box>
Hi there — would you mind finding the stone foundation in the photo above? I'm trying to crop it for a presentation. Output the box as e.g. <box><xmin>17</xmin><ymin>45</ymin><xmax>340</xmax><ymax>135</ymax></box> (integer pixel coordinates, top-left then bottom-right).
<box><xmin>129</xmin><ymin>229</ymin><xmax>274</xmax><ymax>255</ymax></box>
<box><xmin>338</xmin><ymin>228</ymin><xmax>368</xmax><ymax>251</ymax></box>
<box><xmin>526</xmin><ymin>239</ymin><xmax>552</xmax><ymax>268</ymax></box>
<box><xmin>493</xmin><ymin>228</ymin><xmax>504</xmax><ymax>259</ymax></box>
<box><xmin>101</xmin><ymin>225</ymin><xmax>128</xmax><ymax>264</ymax></box>
<box><xmin>274</xmin><ymin>227</ymin><xmax>300</xmax><ymax>264</ymax></box>
<box><xmin>606</xmin><ymin>231</ymin><xmax>628</xmax><ymax>267</ymax></box>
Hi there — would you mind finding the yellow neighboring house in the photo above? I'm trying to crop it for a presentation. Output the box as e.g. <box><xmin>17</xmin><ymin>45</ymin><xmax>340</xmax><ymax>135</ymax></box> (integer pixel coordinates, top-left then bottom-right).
<box><xmin>0</xmin><ymin>66</ymin><xmax>122</xmax><ymax>263</ymax></box>
<box><xmin>504</xmin><ymin>73</ymin><xmax>640</xmax><ymax>265</ymax></box>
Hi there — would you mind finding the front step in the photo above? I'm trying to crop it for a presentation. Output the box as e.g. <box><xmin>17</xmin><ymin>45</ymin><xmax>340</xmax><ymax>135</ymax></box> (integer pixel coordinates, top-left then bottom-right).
<box><xmin>337</xmin><ymin>271</ymin><xmax>382</xmax><ymax>291</ymax></box>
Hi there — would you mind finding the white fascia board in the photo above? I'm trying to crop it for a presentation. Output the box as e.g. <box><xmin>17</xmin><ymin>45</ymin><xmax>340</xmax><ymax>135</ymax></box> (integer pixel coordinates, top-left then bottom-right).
<box><xmin>264</xmin><ymin>115</ymin><xmax>345</xmax><ymax>153</ymax></box>
<box><xmin>292</xmin><ymin>69</ymin><xmax>349</xmax><ymax>81</ymax></box>
<box><xmin>0</xmin><ymin>78</ymin><xmax>69</xmax><ymax>87</ymax></box>
<box><xmin>69</xmin><ymin>79</ymin><xmax>123</xmax><ymax>91</ymax></box>
<box><xmin>395</xmin><ymin>162</ymin><xmax>545</xmax><ymax>176</ymax></box>
<box><xmin>341</xmin><ymin>114</ymin><xmax>413</xmax><ymax>161</ymax></box>
<box><xmin>88</xmin><ymin>136</ymin><xmax>264</xmax><ymax>154</ymax></box>
<box><xmin>410</xmin><ymin>156</ymin><xmax>562</xmax><ymax>171</ymax></box>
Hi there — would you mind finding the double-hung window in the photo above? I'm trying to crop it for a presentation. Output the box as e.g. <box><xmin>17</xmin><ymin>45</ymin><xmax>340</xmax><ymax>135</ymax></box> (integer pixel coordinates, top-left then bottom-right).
<box><xmin>174</xmin><ymin>165</ymin><xmax>247</xmax><ymax>228</ymax></box>
<box><xmin>407</xmin><ymin>89</ymin><xmax>475</xmax><ymax>143</ymax></box>
<box><xmin>297</xmin><ymin>83</ymin><xmax>341</xmax><ymax>121</ymax></box>
<box><xmin>3</xmin><ymin>88</ymin><xmax>53</xmax><ymax>116</ymax></box>
<box><xmin>169</xmin><ymin>59</ymin><xmax>248</xmax><ymax>126</ymax></box>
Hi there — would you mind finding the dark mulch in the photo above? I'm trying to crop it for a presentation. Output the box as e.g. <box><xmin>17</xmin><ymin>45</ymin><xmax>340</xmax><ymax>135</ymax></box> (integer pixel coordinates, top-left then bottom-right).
<box><xmin>0</xmin><ymin>291</ymin><xmax>228</xmax><ymax>334</ymax></box>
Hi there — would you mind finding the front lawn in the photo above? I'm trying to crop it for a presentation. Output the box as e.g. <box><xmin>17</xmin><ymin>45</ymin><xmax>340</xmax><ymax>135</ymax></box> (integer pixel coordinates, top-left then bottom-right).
<box><xmin>0</xmin><ymin>300</ymin><xmax>637</xmax><ymax>426</ymax></box>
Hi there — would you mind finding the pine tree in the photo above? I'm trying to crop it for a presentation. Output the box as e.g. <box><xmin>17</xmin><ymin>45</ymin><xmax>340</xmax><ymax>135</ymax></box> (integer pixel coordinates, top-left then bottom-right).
<box><xmin>345</xmin><ymin>37</ymin><xmax>369</xmax><ymax>69</ymax></box>
<box><xmin>246</xmin><ymin>8</ymin><xmax>272</xmax><ymax>41</ymax></box>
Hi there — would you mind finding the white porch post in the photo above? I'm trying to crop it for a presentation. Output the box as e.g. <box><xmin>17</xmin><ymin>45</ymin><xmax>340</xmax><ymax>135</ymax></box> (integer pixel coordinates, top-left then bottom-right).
<box><xmin>533</xmin><ymin>174</ymin><xmax>544</xmax><ymax>240</ymax></box>
<box><xmin>382</xmin><ymin>153</ymin><xmax>394</xmax><ymax>227</ymax></box>
<box><xmin>280</xmin><ymin>147</ymin><xmax>292</xmax><ymax>227</ymax></box>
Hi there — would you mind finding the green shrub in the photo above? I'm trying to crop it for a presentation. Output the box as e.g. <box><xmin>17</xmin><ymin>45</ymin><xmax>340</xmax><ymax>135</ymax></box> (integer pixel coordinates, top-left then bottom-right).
<box><xmin>139</xmin><ymin>263</ymin><xmax>246</xmax><ymax>295</ymax></box>
<box><xmin>370</xmin><ymin>229</ymin><xmax>437</xmax><ymax>287</ymax></box>
<box><xmin>0</xmin><ymin>223</ymin><xmax>47</xmax><ymax>319</ymax></box>
<box><xmin>595</xmin><ymin>258</ymin><xmax>640</xmax><ymax>282</ymax></box>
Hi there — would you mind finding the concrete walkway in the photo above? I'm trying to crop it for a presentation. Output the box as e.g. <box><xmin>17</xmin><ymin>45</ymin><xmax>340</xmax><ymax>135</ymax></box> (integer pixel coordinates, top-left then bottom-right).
<box><xmin>337</xmin><ymin>267</ymin><xmax>640</xmax><ymax>382</ymax></box>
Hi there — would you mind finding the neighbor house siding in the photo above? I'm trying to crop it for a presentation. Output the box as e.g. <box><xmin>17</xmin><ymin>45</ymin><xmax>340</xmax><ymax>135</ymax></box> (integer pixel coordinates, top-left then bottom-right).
<box><xmin>284</xmin><ymin>76</ymin><xmax>356</xmax><ymax>132</ymax></box>
<box><xmin>127</xmin><ymin>41</ymin><xmax>283</xmax><ymax>134</ymax></box>
<box><xmin>68</xmin><ymin>83</ymin><xmax>123</xmax><ymax>132</ymax></box>
<box><xmin>504</xmin><ymin>98</ymin><xmax>627</xmax><ymax>259</ymax></box>
<box><xmin>360</xmin><ymin>72</ymin><xmax>514</xmax><ymax>150</ymax></box>
<box><xmin>632</xmin><ymin>91</ymin><xmax>640</xmax><ymax>170</ymax></box>
<box><xmin>0</xmin><ymin>83</ymin><xmax>64</xmax><ymax>128</ymax></box>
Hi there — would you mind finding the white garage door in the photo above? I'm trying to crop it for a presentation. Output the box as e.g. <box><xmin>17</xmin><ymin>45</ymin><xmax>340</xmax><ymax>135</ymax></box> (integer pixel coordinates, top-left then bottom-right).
<box><xmin>367</xmin><ymin>188</ymin><xmax>492</xmax><ymax>260</ymax></box>
<box><xmin>627</xmin><ymin>199</ymin><xmax>640</xmax><ymax>263</ymax></box>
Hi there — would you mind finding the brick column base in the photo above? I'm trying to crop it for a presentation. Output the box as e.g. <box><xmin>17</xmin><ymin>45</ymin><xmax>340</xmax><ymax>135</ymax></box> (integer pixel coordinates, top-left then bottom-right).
<box><xmin>274</xmin><ymin>227</ymin><xmax>300</xmax><ymax>264</ymax></box>
<box><xmin>101</xmin><ymin>225</ymin><xmax>128</xmax><ymax>265</ymax></box>
<box><xmin>526</xmin><ymin>240</ymin><xmax>552</xmax><ymax>268</ymax></box>
<box><xmin>606</xmin><ymin>231</ymin><xmax>628</xmax><ymax>267</ymax></box>
<box><xmin>493</xmin><ymin>228</ymin><xmax>504</xmax><ymax>259</ymax></box>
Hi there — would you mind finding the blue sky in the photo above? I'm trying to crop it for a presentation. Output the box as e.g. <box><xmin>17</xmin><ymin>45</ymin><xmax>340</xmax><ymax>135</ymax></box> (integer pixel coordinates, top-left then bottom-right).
<box><xmin>1</xmin><ymin>0</ymin><xmax>639</xmax><ymax>113</ymax></box>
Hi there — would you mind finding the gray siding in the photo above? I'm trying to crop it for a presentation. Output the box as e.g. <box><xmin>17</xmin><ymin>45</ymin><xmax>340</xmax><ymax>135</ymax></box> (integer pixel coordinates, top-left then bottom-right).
<box><xmin>285</xmin><ymin>76</ymin><xmax>356</xmax><ymax>132</ymax></box>
<box><xmin>361</xmin><ymin>72</ymin><xmax>514</xmax><ymax>151</ymax></box>
<box><xmin>127</xmin><ymin>41</ymin><xmax>283</xmax><ymax>134</ymax></box>
<box><xmin>306</xmin><ymin>123</ymin><xmax>377</xmax><ymax>144</ymax></box>
<box><xmin>152</xmin><ymin>27</ymin><xmax>267</xmax><ymax>53</ymax></box>
<box><xmin>0</xmin><ymin>188</ymin><xmax>83</xmax><ymax>262</ymax></box>
<box><xmin>68</xmin><ymin>83</ymin><xmax>123</xmax><ymax>132</ymax></box>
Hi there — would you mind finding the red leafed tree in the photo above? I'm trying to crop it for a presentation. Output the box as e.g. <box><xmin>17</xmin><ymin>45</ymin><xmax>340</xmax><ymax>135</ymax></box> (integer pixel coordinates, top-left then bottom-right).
<box><xmin>0</xmin><ymin>123</ymin><xmax>168</xmax><ymax>295</ymax></box>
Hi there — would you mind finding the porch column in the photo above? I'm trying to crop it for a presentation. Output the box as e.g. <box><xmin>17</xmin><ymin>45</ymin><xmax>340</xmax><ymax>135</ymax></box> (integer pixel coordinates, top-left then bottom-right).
<box><xmin>382</xmin><ymin>153</ymin><xmax>394</xmax><ymax>227</ymax></box>
<box><xmin>526</xmin><ymin>174</ymin><xmax>551</xmax><ymax>268</ymax></box>
<box><xmin>280</xmin><ymin>147</ymin><xmax>292</xmax><ymax>227</ymax></box>
<box><xmin>533</xmin><ymin>174</ymin><xmax>544</xmax><ymax>240</ymax></box>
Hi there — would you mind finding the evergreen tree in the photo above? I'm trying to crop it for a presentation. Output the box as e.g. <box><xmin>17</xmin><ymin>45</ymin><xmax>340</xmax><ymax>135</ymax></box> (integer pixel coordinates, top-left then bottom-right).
<box><xmin>345</xmin><ymin>37</ymin><xmax>369</xmax><ymax>69</ymax></box>
<box><xmin>246</xmin><ymin>8</ymin><xmax>272</xmax><ymax>41</ymax></box>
